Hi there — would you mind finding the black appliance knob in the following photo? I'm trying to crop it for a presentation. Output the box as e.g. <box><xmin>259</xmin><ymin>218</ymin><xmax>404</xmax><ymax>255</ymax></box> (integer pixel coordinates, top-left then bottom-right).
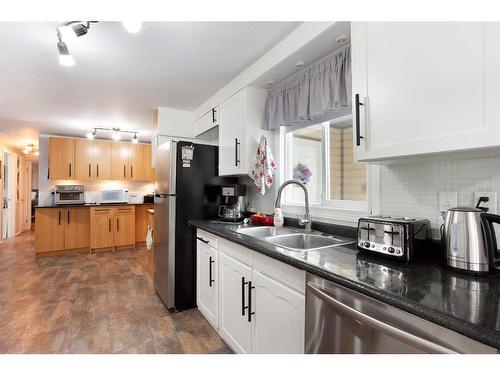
<box><xmin>364</xmin><ymin>242</ymin><xmax>370</xmax><ymax>248</ymax></box>
<box><xmin>388</xmin><ymin>247</ymin><xmax>395</xmax><ymax>253</ymax></box>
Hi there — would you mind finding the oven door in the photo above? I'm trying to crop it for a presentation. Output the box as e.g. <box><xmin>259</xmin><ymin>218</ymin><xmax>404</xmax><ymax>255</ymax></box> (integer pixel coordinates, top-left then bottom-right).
<box><xmin>304</xmin><ymin>274</ymin><xmax>495</xmax><ymax>354</ymax></box>
<box><xmin>56</xmin><ymin>192</ymin><xmax>83</xmax><ymax>204</ymax></box>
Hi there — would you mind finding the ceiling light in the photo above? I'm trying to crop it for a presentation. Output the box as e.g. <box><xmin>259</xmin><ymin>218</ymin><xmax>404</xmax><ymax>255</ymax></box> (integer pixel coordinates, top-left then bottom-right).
<box><xmin>86</xmin><ymin>129</ymin><xmax>96</xmax><ymax>139</ymax></box>
<box><xmin>34</xmin><ymin>151</ymin><xmax>40</xmax><ymax>156</ymax></box>
<box><xmin>122</xmin><ymin>21</ymin><xmax>142</xmax><ymax>33</ymax></box>
<box><xmin>265</xmin><ymin>80</ymin><xmax>274</xmax><ymax>88</ymax></box>
<box><xmin>131</xmin><ymin>133</ymin><xmax>139</xmax><ymax>144</ymax></box>
<box><xmin>26</xmin><ymin>145</ymin><xmax>33</xmax><ymax>152</ymax></box>
<box><xmin>112</xmin><ymin>129</ymin><xmax>121</xmax><ymax>141</ymax></box>
<box><xmin>295</xmin><ymin>60</ymin><xmax>305</xmax><ymax>69</ymax></box>
<box><xmin>336</xmin><ymin>34</ymin><xmax>349</xmax><ymax>45</ymax></box>
<box><xmin>57</xmin><ymin>41</ymin><xmax>75</xmax><ymax>66</ymax></box>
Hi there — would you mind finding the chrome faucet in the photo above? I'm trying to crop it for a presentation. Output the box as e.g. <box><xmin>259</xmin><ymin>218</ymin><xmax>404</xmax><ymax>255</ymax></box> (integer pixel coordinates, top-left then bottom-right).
<box><xmin>275</xmin><ymin>180</ymin><xmax>312</xmax><ymax>233</ymax></box>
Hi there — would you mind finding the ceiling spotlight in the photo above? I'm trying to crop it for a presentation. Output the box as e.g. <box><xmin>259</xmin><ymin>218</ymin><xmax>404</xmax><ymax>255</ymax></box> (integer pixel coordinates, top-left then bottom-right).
<box><xmin>26</xmin><ymin>145</ymin><xmax>33</xmax><ymax>152</ymax></box>
<box><xmin>112</xmin><ymin>129</ymin><xmax>121</xmax><ymax>141</ymax></box>
<box><xmin>131</xmin><ymin>133</ymin><xmax>139</xmax><ymax>144</ymax></box>
<box><xmin>57</xmin><ymin>41</ymin><xmax>75</xmax><ymax>66</ymax></box>
<box><xmin>336</xmin><ymin>34</ymin><xmax>349</xmax><ymax>45</ymax></box>
<box><xmin>86</xmin><ymin>129</ymin><xmax>96</xmax><ymax>139</ymax></box>
<box><xmin>265</xmin><ymin>80</ymin><xmax>274</xmax><ymax>88</ymax></box>
<box><xmin>34</xmin><ymin>151</ymin><xmax>40</xmax><ymax>156</ymax></box>
<box><xmin>295</xmin><ymin>60</ymin><xmax>305</xmax><ymax>69</ymax></box>
<box><xmin>122</xmin><ymin>21</ymin><xmax>142</xmax><ymax>34</ymax></box>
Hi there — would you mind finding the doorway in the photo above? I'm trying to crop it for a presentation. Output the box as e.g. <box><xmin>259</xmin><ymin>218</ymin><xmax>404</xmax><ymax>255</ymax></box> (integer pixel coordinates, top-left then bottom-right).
<box><xmin>2</xmin><ymin>152</ymin><xmax>17</xmax><ymax>239</ymax></box>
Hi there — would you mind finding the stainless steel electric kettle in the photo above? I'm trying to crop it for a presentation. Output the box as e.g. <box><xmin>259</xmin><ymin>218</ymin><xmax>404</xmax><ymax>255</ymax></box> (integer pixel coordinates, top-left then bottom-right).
<box><xmin>442</xmin><ymin>198</ymin><xmax>500</xmax><ymax>275</ymax></box>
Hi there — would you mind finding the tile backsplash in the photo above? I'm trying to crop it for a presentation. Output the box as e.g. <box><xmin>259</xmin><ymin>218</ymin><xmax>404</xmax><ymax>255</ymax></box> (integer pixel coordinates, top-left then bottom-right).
<box><xmin>380</xmin><ymin>156</ymin><xmax>500</xmax><ymax>238</ymax></box>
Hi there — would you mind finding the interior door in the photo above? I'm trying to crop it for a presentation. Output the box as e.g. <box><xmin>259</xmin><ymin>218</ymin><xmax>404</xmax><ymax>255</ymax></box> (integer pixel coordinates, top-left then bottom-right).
<box><xmin>197</xmin><ymin>241</ymin><xmax>218</xmax><ymax>328</ymax></box>
<box><xmin>90</xmin><ymin>207</ymin><xmax>114</xmax><ymax>249</ymax></box>
<box><xmin>111</xmin><ymin>142</ymin><xmax>129</xmax><ymax>180</ymax></box>
<box><xmin>64</xmin><ymin>207</ymin><xmax>90</xmax><ymax>250</ymax></box>
<box><xmin>113</xmin><ymin>207</ymin><xmax>136</xmax><ymax>246</ymax></box>
<box><xmin>218</xmin><ymin>90</ymin><xmax>245</xmax><ymax>175</ymax></box>
<box><xmin>74</xmin><ymin>139</ymin><xmax>95</xmax><ymax>181</ymax></box>
<box><xmin>251</xmin><ymin>270</ymin><xmax>305</xmax><ymax>354</ymax></box>
<box><xmin>94</xmin><ymin>141</ymin><xmax>112</xmax><ymax>180</ymax></box>
<box><xmin>352</xmin><ymin>22</ymin><xmax>495</xmax><ymax>161</ymax></box>
<box><xmin>218</xmin><ymin>252</ymin><xmax>252</xmax><ymax>353</ymax></box>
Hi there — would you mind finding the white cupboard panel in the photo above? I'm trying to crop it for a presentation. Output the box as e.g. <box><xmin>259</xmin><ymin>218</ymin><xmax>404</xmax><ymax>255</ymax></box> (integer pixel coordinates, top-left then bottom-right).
<box><xmin>197</xmin><ymin>241</ymin><xmax>218</xmax><ymax>329</ymax></box>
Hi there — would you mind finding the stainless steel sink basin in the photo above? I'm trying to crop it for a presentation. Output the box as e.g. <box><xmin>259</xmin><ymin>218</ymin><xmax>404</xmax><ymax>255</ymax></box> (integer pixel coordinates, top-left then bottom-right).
<box><xmin>236</xmin><ymin>226</ymin><xmax>299</xmax><ymax>237</ymax></box>
<box><xmin>265</xmin><ymin>233</ymin><xmax>356</xmax><ymax>252</ymax></box>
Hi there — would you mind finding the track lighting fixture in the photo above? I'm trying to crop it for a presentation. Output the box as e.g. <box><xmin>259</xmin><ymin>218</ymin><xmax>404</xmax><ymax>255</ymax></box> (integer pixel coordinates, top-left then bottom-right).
<box><xmin>86</xmin><ymin>127</ymin><xmax>140</xmax><ymax>143</ymax></box>
<box><xmin>23</xmin><ymin>144</ymin><xmax>38</xmax><ymax>155</ymax></box>
<box><xmin>57</xmin><ymin>41</ymin><xmax>75</xmax><ymax>66</ymax></box>
<box><xmin>56</xmin><ymin>21</ymin><xmax>97</xmax><ymax>67</ymax></box>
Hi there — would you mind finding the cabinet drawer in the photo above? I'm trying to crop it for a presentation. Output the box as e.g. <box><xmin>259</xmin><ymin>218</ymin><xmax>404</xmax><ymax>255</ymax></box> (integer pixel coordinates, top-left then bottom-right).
<box><xmin>91</xmin><ymin>207</ymin><xmax>112</xmax><ymax>215</ymax></box>
<box><xmin>113</xmin><ymin>206</ymin><xmax>135</xmax><ymax>215</ymax></box>
<box><xmin>197</xmin><ymin>229</ymin><xmax>219</xmax><ymax>250</ymax></box>
<box><xmin>219</xmin><ymin>238</ymin><xmax>252</xmax><ymax>266</ymax></box>
<box><xmin>252</xmin><ymin>251</ymin><xmax>305</xmax><ymax>294</ymax></box>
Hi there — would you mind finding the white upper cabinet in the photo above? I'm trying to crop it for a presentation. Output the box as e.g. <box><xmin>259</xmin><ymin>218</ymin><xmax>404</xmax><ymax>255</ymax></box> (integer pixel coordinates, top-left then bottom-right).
<box><xmin>352</xmin><ymin>22</ymin><xmax>500</xmax><ymax>162</ymax></box>
<box><xmin>194</xmin><ymin>107</ymin><xmax>219</xmax><ymax>137</ymax></box>
<box><xmin>218</xmin><ymin>87</ymin><xmax>270</xmax><ymax>176</ymax></box>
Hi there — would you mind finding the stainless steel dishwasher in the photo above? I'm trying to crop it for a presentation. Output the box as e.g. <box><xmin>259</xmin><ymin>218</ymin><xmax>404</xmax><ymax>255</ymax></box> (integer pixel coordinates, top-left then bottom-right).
<box><xmin>305</xmin><ymin>274</ymin><xmax>496</xmax><ymax>354</ymax></box>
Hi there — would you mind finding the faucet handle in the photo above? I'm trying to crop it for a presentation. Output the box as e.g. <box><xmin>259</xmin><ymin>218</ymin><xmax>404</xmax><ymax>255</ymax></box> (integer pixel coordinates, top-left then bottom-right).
<box><xmin>296</xmin><ymin>214</ymin><xmax>310</xmax><ymax>227</ymax></box>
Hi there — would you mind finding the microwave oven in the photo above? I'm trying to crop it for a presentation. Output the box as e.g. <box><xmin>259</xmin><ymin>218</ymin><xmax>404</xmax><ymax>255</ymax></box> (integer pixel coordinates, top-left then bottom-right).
<box><xmin>55</xmin><ymin>185</ymin><xmax>85</xmax><ymax>205</ymax></box>
<box><xmin>100</xmin><ymin>190</ymin><xmax>129</xmax><ymax>204</ymax></box>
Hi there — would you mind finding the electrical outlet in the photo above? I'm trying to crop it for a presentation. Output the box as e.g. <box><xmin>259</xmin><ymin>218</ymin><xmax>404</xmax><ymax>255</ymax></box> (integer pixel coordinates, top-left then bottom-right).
<box><xmin>474</xmin><ymin>192</ymin><xmax>497</xmax><ymax>214</ymax></box>
<box><xmin>438</xmin><ymin>192</ymin><xmax>458</xmax><ymax>218</ymax></box>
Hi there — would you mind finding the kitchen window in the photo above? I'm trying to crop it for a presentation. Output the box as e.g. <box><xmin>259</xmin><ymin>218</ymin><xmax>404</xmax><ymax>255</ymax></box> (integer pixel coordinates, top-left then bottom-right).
<box><xmin>283</xmin><ymin>115</ymin><xmax>368</xmax><ymax>213</ymax></box>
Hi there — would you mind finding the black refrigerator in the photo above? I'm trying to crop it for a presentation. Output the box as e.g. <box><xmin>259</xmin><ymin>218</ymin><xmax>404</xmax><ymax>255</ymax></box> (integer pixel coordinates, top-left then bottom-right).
<box><xmin>153</xmin><ymin>138</ymin><xmax>234</xmax><ymax>311</ymax></box>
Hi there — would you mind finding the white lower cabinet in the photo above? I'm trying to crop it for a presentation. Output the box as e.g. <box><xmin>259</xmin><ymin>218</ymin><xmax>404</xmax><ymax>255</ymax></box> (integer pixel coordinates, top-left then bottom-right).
<box><xmin>196</xmin><ymin>232</ymin><xmax>305</xmax><ymax>354</ymax></box>
<box><xmin>251</xmin><ymin>270</ymin><xmax>305</xmax><ymax>354</ymax></box>
<box><xmin>218</xmin><ymin>252</ymin><xmax>252</xmax><ymax>353</ymax></box>
<box><xmin>196</xmin><ymin>240</ymin><xmax>218</xmax><ymax>328</ymax></box>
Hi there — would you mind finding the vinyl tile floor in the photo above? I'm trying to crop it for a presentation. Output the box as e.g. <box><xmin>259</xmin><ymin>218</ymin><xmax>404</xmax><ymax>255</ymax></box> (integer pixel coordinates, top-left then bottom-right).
<box><xmin>0</xmin><ymin>230</ymin><xmax>232</xmax><ymax>354</ymax></box>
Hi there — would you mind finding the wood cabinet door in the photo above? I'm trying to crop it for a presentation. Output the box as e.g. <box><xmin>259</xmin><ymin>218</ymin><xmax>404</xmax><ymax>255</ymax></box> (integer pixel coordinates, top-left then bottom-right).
<box><xmin>35</xmin><ymin>208</ymin><xmax>65</xmax><ymax>253</ymax></box>
<box><xmin>251</xmin><ymin>270</ymin><xmax>305</xmax><ymax>354</ymax></box>
<box><xmin>197</xmin><ymin>241</ymin><xmax>218</xmax><ymax>328</ymax></box>
<box><xmin>90</xmin><ymin>207</ymin><xmax>114</xmax><ymax>249</ymax></box>
<box><xmin>142</xmin><ymin>144</ymin><xmax>154</xmax><ymax>182</ymax></box>
<box><xmin>218</xmin><ymin>91</ymin><xmax>245</xmax><ymax>176</ymax></box>
<box><xmin>135</xmin><ymin>204</ymin><xmax>152</xmax><ymax>243</ymax></box>
<box><xmin>48</xmin><ymin>137</ymin><xmax>75</xmax><ymax>180</ymax></box>
<box><xmin>218</xmin><ymin>252</ymin><xmax>252</xmax><ymax>353</ymax></box>
<box><xmin>64</xmin><ymin>207</ymin><xmax>90</xmax><ymax>250</ymax></box>
<box><xmin>113</xmin><ymin>207</ymin><xmax>136</xmax><ymax>246</ymax></box>
<box><xmin>111</xmin><ymin>142</ymin><xmax>129</xmax><ymax>180</ymax></box>
<box><xmin>94</xmin><ymin>141</ymin><xmax>112</xmax><ymax>180</ymax></box>
<box><xmin>128</xmin><ymin>143</ymin><xmax>143</xmax><ymax>181</ymax></box>
<box><xmin>74</xmin><ymin>139</ymin><xmax>95</xmax><ymax>181</ymax></box>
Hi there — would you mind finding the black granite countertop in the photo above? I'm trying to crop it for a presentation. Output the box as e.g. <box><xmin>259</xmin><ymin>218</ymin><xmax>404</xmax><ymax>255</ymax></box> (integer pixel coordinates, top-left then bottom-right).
<box><xmin>189</xmin><ymin>219</ymin><xmax>500</xmax><ymax>350</ymax></box>
<box><xmin>36</xmin><ymin>202</ymin><xmax>153</xmax><ymax>208</ymax></box>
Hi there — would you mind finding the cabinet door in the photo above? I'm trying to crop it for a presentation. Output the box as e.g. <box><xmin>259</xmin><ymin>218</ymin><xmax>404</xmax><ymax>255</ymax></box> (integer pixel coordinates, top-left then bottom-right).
<box><xmin>94</xmin><ymin>141</ymin><xmax>112</xmax><ymax>180</ymax></box>
<box><xmin>113</xmin><ymin>207</ymin><xmax>136</xmax><ymax>246</ymax></box>
<box><xmin>142</xmin><ymin>144</ymin><xmax>154</xmax><ymax>182</ymax></box>
<box><xmin>251</xmin><ymin>270</ymin><xmax>305</xmax><ymax>354</ymax></box>
<box><xmin>64</xmin><ymin>207</ymin><xmax>90</xmax><ymax>250</ymax></box>
<box><xmin>197</xmin><ymin>241</ymin><xmax>218</xmax><ymax>328</ymax></box>
<box><xmin>128</xmin><ymin>143</ymin><xmax>142</xmax><ymax>181</ymax></box>
<box><xmin>218</xmin><ymin>91</ymin><xmax>245</xmax><ymax>175</ymax></box>
<box><xmin>35</xmin><ymin>208</ymin><xmax>65</xmax><ymax>253</ymax></box>
<box><xmin>74</xmin><ymin>139</ymin><xmax>94</xmax><ymax>181</ymax></box>
<box><xmin>48</xmin><ymin>137</ymin><xmax>75</xmax><ymax>180</ymax></box>
<box><xmin>90</xmin><ymin>208</ymin><xmax>114</xmax><ymax>249</ymax></box>
<box><xmin>352</xmin><ymin>22</ymin><xmax>499</xmax><ymax>161</ymax></box>
<box><xmin>134</xmin><ymin>204</ymin><xmax>153</xmax><ymax>243</ymax></box>
<box><xmin>219</xmin><ymin>252</ymin><xmax>252</xmax><ymax>353</ymax></box>
<box><xmin>111</xmin><ymin>142</ymin><xmax>129</xmax><ymax>180</ymax></box>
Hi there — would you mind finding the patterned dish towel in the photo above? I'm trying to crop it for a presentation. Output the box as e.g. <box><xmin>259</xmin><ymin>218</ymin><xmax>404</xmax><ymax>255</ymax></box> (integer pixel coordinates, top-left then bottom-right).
<box><xmin>248</xmin><ymin>136</ymin><xmax>277</xmax><ymax>195</ymax></box>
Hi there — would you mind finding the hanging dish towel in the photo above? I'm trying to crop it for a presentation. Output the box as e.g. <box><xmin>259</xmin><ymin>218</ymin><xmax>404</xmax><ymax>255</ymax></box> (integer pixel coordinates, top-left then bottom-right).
<box><xmin>248</xmin><ymin>136</ymin><xmax>277</xmax><ymax>195</ymax></box>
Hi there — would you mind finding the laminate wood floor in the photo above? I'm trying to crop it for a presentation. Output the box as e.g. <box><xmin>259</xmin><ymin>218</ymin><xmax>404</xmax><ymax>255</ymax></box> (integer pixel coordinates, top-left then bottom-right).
<box><xmin>0</xmin><ymin>230</ymin><xmax>231</xmax><ymax>354</ymax></box>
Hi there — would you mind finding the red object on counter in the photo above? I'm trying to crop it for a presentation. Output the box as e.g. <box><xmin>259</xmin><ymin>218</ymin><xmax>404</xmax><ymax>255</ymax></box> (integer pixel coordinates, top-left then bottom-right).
<box><xmin>250</xmin><ymin>214</ymin><xmax>274</xmax><ymax>226</ymax></box>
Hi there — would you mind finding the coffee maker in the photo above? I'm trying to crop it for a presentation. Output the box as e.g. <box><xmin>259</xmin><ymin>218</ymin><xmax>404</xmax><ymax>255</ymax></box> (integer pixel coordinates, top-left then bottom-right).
<box><xmin>218</xmin><ymin>183</ymin><xmax>247</xmax><ymax>222</ymax></box>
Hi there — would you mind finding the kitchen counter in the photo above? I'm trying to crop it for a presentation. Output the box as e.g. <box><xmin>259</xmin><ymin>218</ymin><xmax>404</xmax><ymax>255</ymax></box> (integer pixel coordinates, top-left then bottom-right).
<box><xmin>35</xmin><ymin>202</ymin><xmax>153</xmax><ymax>208</ymax></box>
<box><xmin>189</xmin><ymin>219</ymin><xmax>500</xmax><ymax>350</ymax></box>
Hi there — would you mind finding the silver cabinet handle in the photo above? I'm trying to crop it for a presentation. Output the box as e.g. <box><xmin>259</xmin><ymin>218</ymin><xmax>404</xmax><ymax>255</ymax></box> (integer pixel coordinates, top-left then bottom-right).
<box><xmin>306</xmin><ymin>282</ymin><xmax>456</xmax><ymax>354</ymax></box>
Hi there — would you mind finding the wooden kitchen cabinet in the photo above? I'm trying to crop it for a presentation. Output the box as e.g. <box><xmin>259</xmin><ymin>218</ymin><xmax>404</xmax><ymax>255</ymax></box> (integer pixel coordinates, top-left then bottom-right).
<box><xmin>113</xmin><ymin>206</ymin><xmax>136</xmax><ymax>247</ymax></box>
<box><xmin>64</xmin><ymin>207</ymin><xmax>90</xmax><ymax>250</ymax></box>
<box><xmin>111</xmin><ymin>142</ymin><xmax>130</xmax><ymax>180</ymax></box>
<box><xmin>35</xmin><ymin>208</ymin><xmax>66</xmax><ymax>253</ymax></box>
<box><xmin>48</xmin><ymin>137</ymin><xmax>75</xmax><ymax>180</ymax></box>
<box><xmin>135</xmin><ymin>204</ymin><xmax>153</xmax><ymax>243</ymax></box>
<box><xmin>75</xmin><ymin>139</ymin><xmax>113</xmax><ymax>181</ymax></box>
<box><xmin>218</xmin><ymin>87</ymin><xmax>270</xmax><ymax>176</ymax></box>
<box><xmin>351</xmin><ymin>22</ymin><xmax>500</xmax><ymax>162</ymax></box>
<box><xmin>197</xmin><ymin>240</ymin><xmax>218</xmax><ymax>328</ymax></box>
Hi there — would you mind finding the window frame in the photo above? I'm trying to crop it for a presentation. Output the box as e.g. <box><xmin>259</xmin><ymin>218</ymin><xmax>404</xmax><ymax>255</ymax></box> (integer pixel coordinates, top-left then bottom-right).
<box><xmin>281</xmin><ymin>116</ymin><xmax>379</xmax><ymax>224</ymax></box>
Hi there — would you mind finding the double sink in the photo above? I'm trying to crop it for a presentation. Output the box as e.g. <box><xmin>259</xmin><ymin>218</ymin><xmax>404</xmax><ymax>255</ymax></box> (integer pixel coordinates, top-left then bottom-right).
<box><xmin>235</xmin><ymin>226</ymin><xmax>356</xmax><ymax>252</ymax></box>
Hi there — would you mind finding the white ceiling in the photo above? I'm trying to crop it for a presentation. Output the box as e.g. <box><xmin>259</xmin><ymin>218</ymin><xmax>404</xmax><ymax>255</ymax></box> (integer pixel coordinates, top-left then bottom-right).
<box><xmin>0</xmin><ymin>21</ymin><xmax>300</xmax><ymax>150</ymax></box>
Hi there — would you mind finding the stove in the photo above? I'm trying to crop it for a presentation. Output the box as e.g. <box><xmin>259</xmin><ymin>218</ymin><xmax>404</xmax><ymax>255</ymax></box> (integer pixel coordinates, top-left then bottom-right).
<box><xmin>357</xmin><ymin>215</ymin><xmax>431</xmax><ymax>261</ymax></box>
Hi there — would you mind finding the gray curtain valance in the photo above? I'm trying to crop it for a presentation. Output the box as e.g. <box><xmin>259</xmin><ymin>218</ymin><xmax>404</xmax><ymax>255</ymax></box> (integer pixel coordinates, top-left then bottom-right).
<box><xmin>265</xmin><ymin>47</ymin><xmax>351</xmax><ymax>130</ymax></box>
